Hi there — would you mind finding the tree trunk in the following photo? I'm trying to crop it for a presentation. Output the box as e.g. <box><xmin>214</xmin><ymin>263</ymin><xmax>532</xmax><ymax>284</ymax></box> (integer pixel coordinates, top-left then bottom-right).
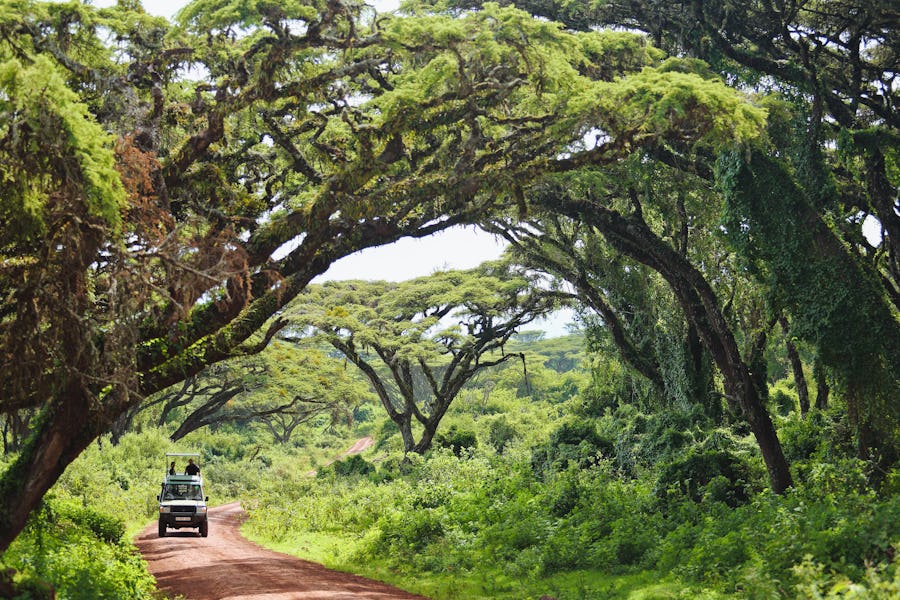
<box><xmin>814</xmin><ymin>360</ymin><xmax>829</xmax><ymax>410</ymax></box>
<box><xmin>0</xmin><ymin>386</ymin><xmax>108</xmax><ymax>551</ymax></box>
<box><xmin>413</xmin><ymin>423</ymin><xmax>439</xmax><ymax>454</ymax></box>
<box><xmin>780</xmin><ymin>319</ymin><xmax>810</xmax><ymax>416</ymax></box>
<box><xmin>397</xmin><ymin>414</ymin><xmax>417</xmax><ymax>454</ymax></box>
<box><xmin>549</xmin><ymin>196</ymin><xmax>793</xmax><ymax>493</ymax></box>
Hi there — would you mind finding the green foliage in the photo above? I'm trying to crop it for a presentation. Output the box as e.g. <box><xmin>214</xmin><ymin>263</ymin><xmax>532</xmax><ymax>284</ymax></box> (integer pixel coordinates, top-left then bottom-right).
<box><xmin>655</xmin><ymin>448</ymin><xmax>751</xmax><ymax>508</ymax></box>
<box><xmin>654</xmin><ymin>457</ymin><xmax>900</xmax><ymax>594</ymax></box>
<box><xmin>793</xmin><ymin>551</ymin><xmax>900</xmax><ymax>599</ymax></box>
<box><xmin>61</xmin><ymin>504</ymin><xmax>125</xmax><ymax>545</ymax></box>
<box><xmin>769</xmin><ymin>381</ymin><xmax>798</xmax><ymax>416</ymax></box>
<box><xmin>434</xmin><ymin>426</ymin><xmax>478</xmax><ymax>457</ymax></box>
<box><xmin>530</xmin><ymin>419</ymin><xmax>614</xmax><ymax>477</ymax></box>
<box><xmin>717</xmin><ymin>150</ymin><xmax>900</xmax><ymax>435</ymax></box>
<box><xmin>177</xmin><ymin>0</ymin><xmax>321</xmax><ymax>31</ymax></box>
<box><xmin>590</xmin><ymin>67</ymin><xmax>766</xmax><ymax>148</ymax></box>
<box><xmin>487</xmin><ymin>416</ymin><xmax>519</xmax><ymax>453</ymax></box>
<box><xmin>328</xmin><ymin>454</ymin><xmax>376</xmax><ymax>477</ymax></box>
<box><xmin>0</xmin><ymin>54</ymin><xmax>125</xmax><ymax>237</ymax></box>
<box><xmin>0</xmin><ymin>5</ymin><xmax>897</xmax><ymax>600</ymax></box>
<box><xmin>2</xmin><ymin>494</ymin><xmax>154</xmax><ymax>599</ymax></box>
<box><xmin>777</xmin><ymin>409</ymin><xmax>857</xmax><ymax>470</ymax></box>
<box><xmin>167</xmin><ymin>367</ymin><xmax>899</xmax><ymax>600</ymax></box>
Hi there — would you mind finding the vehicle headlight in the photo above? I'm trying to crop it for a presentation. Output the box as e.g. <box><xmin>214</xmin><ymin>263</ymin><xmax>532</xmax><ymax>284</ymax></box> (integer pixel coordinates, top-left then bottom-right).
<box><xmin>159</xmin><ymin>506</ymin><xmax>170</xmax><ymax>513</ymax></box>
<box><xmin>197</xmin><ymin>506</ymin><xmax>207</xmax><ymax>514</ymax></box>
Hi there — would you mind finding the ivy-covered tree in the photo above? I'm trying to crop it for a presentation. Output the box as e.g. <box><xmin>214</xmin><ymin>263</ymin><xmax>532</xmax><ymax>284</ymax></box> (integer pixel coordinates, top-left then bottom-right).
<box><xmin>491</xmin><ymin>211</ymin><xmax>716</xmax><ymax>411</ymax></box>
<box><xmin>487</xmin><ymin>142</ymin><xmax>796</xmax><ymax>492</ymax></box>
<box><xmin>449</xmin><ymin>0</ymin><xmax>900</xmax><ymax>468</ymax></box>
<box><xmin>284</xmin><ymin>262</ymin><xmax>561</xmax><ymax>452</ymax></box>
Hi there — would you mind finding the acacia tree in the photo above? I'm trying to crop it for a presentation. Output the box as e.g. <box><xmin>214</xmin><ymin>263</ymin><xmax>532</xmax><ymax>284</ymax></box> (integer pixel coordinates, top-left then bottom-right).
<box><xmin>152</xmin><ymin>342</ymin><xmax>370</xmax><ymax>442</ymax></box>
<box><xmin>0</xmin><ymin>0</ymin><xmax>794</xmax><ymax>550</ymax></box>
<box><xmin>446</xmin><ymin>0</ymin><xmax>897</xmax><ymax>264</ymax></box>
<box><xmin>450</xmin><ymin>0</ymin><xmax>900</xmax><ymax>464</ymax></box>
<box><xmin>0</xmin><ymin>0</ymin><xmax>566</xmax><ymax>548</ymax></box>
<box><xmin>285</xmin><ymin>263</ymin><xmax>561</xmax><ymax>452</ymax></box>
<box><xmin>490</xmin><ymin>209</ymin><xmax>717</xmax><ymax>413</ymax></box>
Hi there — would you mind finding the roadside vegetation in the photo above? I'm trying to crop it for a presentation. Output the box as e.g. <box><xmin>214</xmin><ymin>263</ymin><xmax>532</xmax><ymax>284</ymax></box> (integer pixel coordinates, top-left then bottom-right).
<box><xmin>236</xmin><ymin>334</ymin><xmax>900</xmax><ymax>599</ymax></box>
<box><xmin>1</xmin><ymin>0</ymin><xmax>897</xmax><ymax>598</ymax></box>
<box><xmin>2</xmin><ymin>332</ymin><xmax>899</xmax><ymax>598</ymax></box>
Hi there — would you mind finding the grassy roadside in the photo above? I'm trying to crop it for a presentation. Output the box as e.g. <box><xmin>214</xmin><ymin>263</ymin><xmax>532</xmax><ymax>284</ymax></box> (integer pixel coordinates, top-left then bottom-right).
<box><xmin>239</xmin><ymin>524</ymin><xmax>726</xmax><ymax>600</ymax></box>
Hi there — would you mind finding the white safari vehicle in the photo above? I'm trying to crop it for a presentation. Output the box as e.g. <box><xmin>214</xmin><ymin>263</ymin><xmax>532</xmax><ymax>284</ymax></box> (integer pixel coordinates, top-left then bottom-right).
<box><xmin>158</xmin><ymin>452</ymin><xmax>208</xmax><ymax>537</ymax></box>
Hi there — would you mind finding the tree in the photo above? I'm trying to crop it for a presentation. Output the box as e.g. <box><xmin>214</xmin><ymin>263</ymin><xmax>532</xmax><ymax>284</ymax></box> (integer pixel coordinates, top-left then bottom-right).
<box><xmin>149</xmin><ymin>342</ymin><xmax>371</xmax><ymax>442</ymax></box>
<box><xmin>447</xmin><ymin>0</ymin><xmax>900</xmax><ymax>464</ymax></box>
<box><xmin>284</xmin><ymin>262</ymin><xmax>561</xmax><ymax>452</ymax></box>
<box><xmin>485</xmin><ymin>141</ymin><xmax>795</xmax><ymax>492</ymax></box>
<box><xmin>0</xmin><ymin>0</ymin><xmax>582</xmax><ymax>549</ymax></box>
<box><xmin>492</xmin><ymin>213</ymin><xmax>686</xmax><ymax>405</ymax></box>
<box><xmin>0</xmin><ymin>0</ymin><xmax>799</xmax><ymax>550</ymax></box>
<box><xmin>718</xmin><ymin>149</ymin><xmax>900</xmax><ymax>463</ymax></box>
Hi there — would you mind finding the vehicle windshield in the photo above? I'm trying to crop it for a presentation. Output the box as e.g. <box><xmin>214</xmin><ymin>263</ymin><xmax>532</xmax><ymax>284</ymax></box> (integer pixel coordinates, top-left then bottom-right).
<box><xmin>163</xmin><ymin>483</ymin><xmax>203</xmax><ymax>501</ymax></box>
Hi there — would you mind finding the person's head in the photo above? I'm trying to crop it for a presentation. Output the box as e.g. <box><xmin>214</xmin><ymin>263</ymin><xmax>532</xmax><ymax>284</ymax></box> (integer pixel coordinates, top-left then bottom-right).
<box><xmin>170</xmin><ymin>461</ymin><xmax>175</xmax><ymax>467</ymax></box>
<box><xmin>188</xmin><ymin>458</ymin><xmax>194</xmax><ymax>464</ymax></box>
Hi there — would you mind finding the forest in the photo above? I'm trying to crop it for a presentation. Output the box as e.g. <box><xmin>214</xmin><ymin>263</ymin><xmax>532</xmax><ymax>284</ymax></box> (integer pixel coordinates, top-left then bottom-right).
<box><xmin>0</xmin><ymin>0</ymin><xmax>897</xmax><ymax>598</ymax></box>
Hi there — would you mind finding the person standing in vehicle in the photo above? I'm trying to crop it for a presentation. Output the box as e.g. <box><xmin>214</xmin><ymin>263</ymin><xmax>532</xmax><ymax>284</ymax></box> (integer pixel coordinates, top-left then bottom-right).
<box><xmin>168</xmin><ymin>461</ymin><xmax>176</xmax><ymax>475</ymax></box>
<box><xmin>185</xmin><ymin>458</ymin><xmax>200</xmax><ymax>476</ymax></box>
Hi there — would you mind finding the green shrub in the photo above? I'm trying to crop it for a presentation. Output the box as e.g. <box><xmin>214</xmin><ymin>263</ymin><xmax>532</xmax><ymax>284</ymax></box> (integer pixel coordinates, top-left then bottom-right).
<box><xmin>487</xmin><ymin>416</ymin><xmax>519</xmax><ymax>453</ymax></box>
<box><xmin>374</xmin><ymin>418</ymin><xmax>401</xmax><ymax>450</ymax></box>
<box><xmin>770</xmin><ymin>387</ymin><xmax>798</xmax><ymax>416</ymax></box>
<box><xmin>655</xmin><ymin>448</ymin><xmax>750</xmax><ymax>507</ymax></box>
<box><xmin>793</xmin><ymin>550</ymin><xmax>900</xmax><ymax>599</ymax></box>
<box><xmin>64</xmin><ymin>505</ymin><xmax>125</xmax><ymax>544</ymax></box>
<box><xmin>531</xmin><ymin>419</ymin><xmax>613</xmax><ymax>477</ymax></box>
<box><xmin>329</xmin><ymin>454</ymin><xmax>375</xmax><ymax>477</ymax></box>
<box><xmin>3</xmin><ymin>495</ymin><xmax>155</xmax><ymax>600</ymax></box>
<box><xmin>435</xmin><ymin>426</ymin><xmax>478</xmax><ymax>457</ymax></box>
<box><xmin>373</xmin><ymin>508</ymin><xmax>446</xmax><ymax>555</ymax></box>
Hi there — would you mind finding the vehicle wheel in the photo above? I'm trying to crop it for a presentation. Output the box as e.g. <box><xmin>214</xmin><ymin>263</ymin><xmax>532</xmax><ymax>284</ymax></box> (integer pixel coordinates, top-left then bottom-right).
<box><xmin>199</xmin><ymin>520</ymin><xmax>208</xmax><ymax>537</ymax></box>
<box><xmin>158</xmin><ymin>521</ymin><xmax>166</xmax><ymax>537</ymax></box>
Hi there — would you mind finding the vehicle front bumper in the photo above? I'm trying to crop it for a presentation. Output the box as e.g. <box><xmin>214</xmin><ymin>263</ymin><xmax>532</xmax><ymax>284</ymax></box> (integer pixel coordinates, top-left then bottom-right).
<box><xmin>159</xmin><ymin>508</ymin><xmax>207</xmax><ymax>528</ymax></box>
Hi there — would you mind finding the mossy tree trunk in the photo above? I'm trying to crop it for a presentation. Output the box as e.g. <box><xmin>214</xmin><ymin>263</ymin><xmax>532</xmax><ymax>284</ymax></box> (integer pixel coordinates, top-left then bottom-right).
<box><xmin>544</xmin><ymin>192</ymin><xmax>794</xmax><ymax>493</ymax></box>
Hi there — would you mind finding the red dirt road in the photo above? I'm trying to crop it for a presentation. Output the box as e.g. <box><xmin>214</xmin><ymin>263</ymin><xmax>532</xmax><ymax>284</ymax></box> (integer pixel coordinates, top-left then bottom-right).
<box><xmin>135</xmin><ymin>501</ymin><xmax>430</xmax><ymax>600</ymax></box>
<box><xmin>338</xmin><ymin>437</ymin><xmax>374</xmax><ymax>459</ymax></box>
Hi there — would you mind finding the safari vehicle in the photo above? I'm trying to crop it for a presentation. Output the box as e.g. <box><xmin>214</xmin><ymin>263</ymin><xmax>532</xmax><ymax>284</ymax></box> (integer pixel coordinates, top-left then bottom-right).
<box><xmin>158</xmin><ymin>452</ymin><xmax>208</xmax><ymax>537</ymax></box>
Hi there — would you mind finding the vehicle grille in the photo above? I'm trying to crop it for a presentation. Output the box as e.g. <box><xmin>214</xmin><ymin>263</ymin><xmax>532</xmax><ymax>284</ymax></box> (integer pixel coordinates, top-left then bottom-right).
<box><xmin>171</xmin><ymin>505</ymin><xmax>196</xmax><ymax>514</ymax></box>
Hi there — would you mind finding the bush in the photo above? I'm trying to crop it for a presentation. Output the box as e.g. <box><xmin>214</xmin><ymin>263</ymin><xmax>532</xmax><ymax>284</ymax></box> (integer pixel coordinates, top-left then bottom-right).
<box><xmin>793</xmin><ymin>550</ymin><xmax>900</xmax><ymax>599</ymax></box>
<box><xmin>329</xmin><ymin>454</ymin><xmax>375</xmax><ymax>477</ymax></box>
<box><xmin>531</xmin><ymin>419</ymin><xmax>614</xmax><ymax>477</ymax></box>
<box><xmin>3</xmin><ymin>496</ymin><xmax>155</xmax><ymax>600</ymax></box>
<box><xmin>435</xmin><ymin>426</ymin><xmax>478</xmax><ymax>457</ymax></box>
<box><xmin>64</xmin><ymin>505</ymin><xmax>125</xmax><ymax>545</ymax></box>
<box><xmin>487</xmin><ymin>416</ymin><xmax>519</xmax><ymax>453</ymax></box>
<box><xmin>769</xmin><ymin>385</ymin><xmax>798</xmax><ymax>416</ymax></box>
<box><xmin>373</xmin><ymin>508</ymin><xmax>446</xmax><ymax>555</ymax></box>
<box><xmin>655</xmin><ymin>448</ymin><xmax>750</xmax><ymax>507</ymax></box>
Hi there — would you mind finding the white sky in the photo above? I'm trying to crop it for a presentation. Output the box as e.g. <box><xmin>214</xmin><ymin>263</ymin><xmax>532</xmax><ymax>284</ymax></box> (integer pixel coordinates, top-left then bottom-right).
<box><xmin>316</xmin><ymin>225</ymin><xmax>507</xmax><ymax>281</ymax></box>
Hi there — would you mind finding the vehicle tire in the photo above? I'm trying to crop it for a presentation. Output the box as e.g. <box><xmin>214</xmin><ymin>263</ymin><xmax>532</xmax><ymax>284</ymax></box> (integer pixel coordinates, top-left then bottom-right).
<box><xmin>199</xmin><ymin>519</ymin><xmax>208</xmax><ymax>537</ymax></box>
<box><xmin>158</xmin><ymin>520</ymin><xmax>166</xmax><ymax>537</ymax></box>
